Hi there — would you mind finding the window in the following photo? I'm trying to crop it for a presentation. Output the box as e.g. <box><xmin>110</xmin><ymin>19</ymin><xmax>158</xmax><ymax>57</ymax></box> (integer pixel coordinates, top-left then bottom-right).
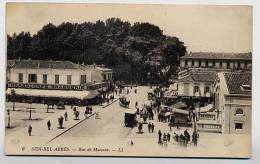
<box><xmin>245</xmin><ymin>62</ymin><xmax>248</xmax><ymax>68</ymax></box>
<box><xmin>80</xmin><ymin>75</ymin><xmax>87</xmax><ymax>84</ymax></box>
<box><xmin>238</xmin><ymin>62</ymin><xmax>241</xmax><ymax>68</ymax></box>
<box><xmin>227</xmin><ymin>62</ymin><xmax>230</xmax><ymax>68</ymax></box>
<box><xmin>67</xmin><ymin>75</ymin><xmax>72</xmax><ymax>84</ymax></box>
<box><xmin>191</xmin><ymin>60</ymin><xmax>194</xmax><ymax>66</ymax></box>
<box><xmin>241</xmin><ymin>84</ymin><xmax>251</xmax><ymax>91</ymax></box>
<box><xmin>220</xmin><ymin>61</ymin><xmax>223</xmax><ymax>68</ymax></box>
<box><xmin>235</xmin><ymin>108</ymin><xmax>244</xmax><ymax>115</ymax></box>
<box><xmin>205</xmin><ymin>60</ymin><xmax>209</xmax><ymax>67</ymax></box>
<box><xmin>55</xmin><ymin>75</ymin><xmax>59</xmax><ymax>84</ymax></box>
<box><xmin>43</xmin><ymin>74</ymin><xmax>47</xmax><ymax>84</ymax></box>
<box><xmin>205</xmin><ymin>86</ymin><xmax>210</xmax><ymax>93</ymax></box>
<box><xmin>102</xmin><ymin>74</ymin><xmax>107</xmax><ymax>81</ymax></box>
<box><xmin>18</xmin><ymin>73</ymin><xmax>23</xmax><ymax>83</ymax></box>
<box><xmin>28</xmin><ymin>74</ymin><xmax>37</xmax><ymax>83</ymax></box>
<box><xmin>194</xmin><ymin>86</ymin><xmax>199</xmax><ymax>93</ymax></box>
<box><xmin>235</xmin><ymin>123</ymin><xmax>243</xmax><ymax>130</ymax></box>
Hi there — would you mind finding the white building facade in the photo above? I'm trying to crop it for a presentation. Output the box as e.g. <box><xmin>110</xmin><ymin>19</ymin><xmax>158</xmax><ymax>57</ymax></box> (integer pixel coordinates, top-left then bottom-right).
<box><xmin>175</xmin><ymin>70</ymin><xmax>216</xmax><ymax>100</ymax></box>
<box><xmin>214</xmin><ymin>72</ymin><xmax>251</xmax><ymax>134</ymax></box>
<box><xmin>180</xmin><ymin>52</ymin><xmax>252</xmax><ymax>70</ymax></box>
<box><xmin>7</xmin><ymin>60</ymin><xmax>113</xmax><ymax>87</ymax></box>
<box><xmin>6</xmin><ymin>59</ymin><xmax>113</xmax><ymax>103</ymax></box>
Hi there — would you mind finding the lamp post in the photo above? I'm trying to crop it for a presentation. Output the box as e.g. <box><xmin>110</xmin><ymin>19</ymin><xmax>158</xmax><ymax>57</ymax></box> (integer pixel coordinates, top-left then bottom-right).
<box><xmin>11</xmin><ymin>89</ymin><xmax>16</xmax><ymax>111</ymax></box>
<box><xmin>7</xmin><ymin>109</ymin><xmax>10</xmax><ymax>128</ymax></box>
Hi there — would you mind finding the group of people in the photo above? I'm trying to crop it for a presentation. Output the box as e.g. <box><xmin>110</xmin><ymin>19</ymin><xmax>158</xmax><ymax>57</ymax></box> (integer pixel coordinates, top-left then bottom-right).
<box><xmin>173</xmin><ymin>129</ymin><xmax>199</xmax><ymax>146</ymax></box>
<box><xmin>27</xmin><ymin>105</ymin><xmax>95</xmax><ymax>136</ymax></box>
<box><xmin>157</xmin><ymin>128</ymin><xmax>199</xmax><ymax>147</ymax></box>
<box><xmin>158</xmin><ymin>130</ymin><xmax>172</xmax><ymax>145</ymax></box>
<box><xmin>147</xmin><ymin>122</ymin><xmax>155</xmax><ymax>133</ymax></box>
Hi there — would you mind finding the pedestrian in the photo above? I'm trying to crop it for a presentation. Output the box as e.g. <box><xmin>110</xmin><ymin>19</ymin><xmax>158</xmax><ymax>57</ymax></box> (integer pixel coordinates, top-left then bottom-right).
<box><xmin>167</xmin><ymin>132</ymin><xmax>171</xmax><ymax>142</ymax></box>
<box><xmin>148</xmin><ymin>123</ymin><xmax>151</xmax><ymax>133</ymax></box>
<box><xmin>151</xmin><ymin>123</ymin><xmax>154</xmax><ymax>133</ymax></box>
<box><xmin>135</xmin><ymin>101</ymin><xmax>138</xmax><ymax>108</ymax></box>
<box><xmin>163</xmin><ymin>133</ymin><xmax>167</xmax><ymax>145</ymax></box>
<box><xmin>130</xmin><ymin>140</ymin><xmax>134</xmax><ymax>146</ymax></box>
<box><xmin>138</xmin><ymin>122</ymin><xmax>143</xmax><ymax>133</ymax></box>
<box><xmin>151</xmin><ymin>111</ymin><xmax>154</xmax><ymax>120</ymax></box>
<box><xmin>158</xmin><ymin>130</ymin><xmax>162</xmax><ymax>144</ymax></box>
<box><xmin>173</xmin><ymin>132</ymin><xmax>179</xmax><ymax>144</ymax></box>
<box><xmin>180</xmin><ymin>133</ymin><xmax>186</xmax><ymax>146</ymax></box>
<box><xmin>192</xmin><ymin>131</ymin><xmax>198</xmax><ymax>146</ymax></box>
<box><xmin>71</xmin><ymin>104</ymin><xmax>73</xmax><ymax>109</ymax></box>
<box><xmin>58</xmin><ymin>116</ymin><xmax>64</xmax><ymax>129</ymax></box>
<box><xmin>184</xmin><ymin>129</ymin><xmax>190</xmax><ymax>144</ymax></box>
<box><xmin>47</xmin><ymin>120</ymin><xmax>51</xmax><ymax>130</ymax></box>
<box><xmin>107</xmin><ymin>98</ymin><xmax>109</xmax><ymax>104</ymax></box>
<box><xmin>64</xmin><ymin>112</ymin><xmax>68</xmax><ymax>121</ymax></box>
<box><xmin>177</xmin><ymin>120</ymin><xmax>180</xmax><ymax>129</ymax></box>
<box><xmin>28</xmin><ymin>125</ymin><xmax>32</xmax><ymax>136</ymax></box>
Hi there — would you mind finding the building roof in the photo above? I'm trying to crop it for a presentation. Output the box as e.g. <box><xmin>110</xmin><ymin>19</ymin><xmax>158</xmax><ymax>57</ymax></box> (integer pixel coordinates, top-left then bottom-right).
<box><xmin>181</xmin><ymin>52</ymin><xmax>252</xmax><ymax>60</ymax></box>
<box><xmin>11</xmin><ymin>60</ymin><xmax>80</xmax><ymax>69</ymax></box>
<box><xmin>223</xmin><ymin>72</ymin><xmax>252</xmax><ymax>95</ymax></box>
<box><xmin>8</xmin><ymin>59</ymin><xmax>111</xmax><ymax>71</ymax></box>
<box><xmin>178</xmin><ymin>71</ymin><xmax>216</xmax><ymax>83</ymax></box>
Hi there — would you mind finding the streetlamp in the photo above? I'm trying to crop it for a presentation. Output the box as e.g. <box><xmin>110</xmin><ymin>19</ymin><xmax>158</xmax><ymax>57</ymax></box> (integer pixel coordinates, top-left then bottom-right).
<box><xmin>7</xmin><ymin>109</ymin><xmax>10</xmax><ymax>128</ymax></box>
<box><xmin>11</xmin><ymin>89</ymin><xmax>16</xmax><ymax>111</ymax></box>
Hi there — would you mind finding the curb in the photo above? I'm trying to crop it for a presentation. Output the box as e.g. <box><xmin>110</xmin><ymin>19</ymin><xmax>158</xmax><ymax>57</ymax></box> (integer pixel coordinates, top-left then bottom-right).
<box><xmin>102</xmin><ymin>98</ymin><xmax>120</xmax><ymax>108</ymax></box>
<box><xmin>46</xmin><ymin>112</ymin><xmax>96</xmax><ymax>144</ymax></box>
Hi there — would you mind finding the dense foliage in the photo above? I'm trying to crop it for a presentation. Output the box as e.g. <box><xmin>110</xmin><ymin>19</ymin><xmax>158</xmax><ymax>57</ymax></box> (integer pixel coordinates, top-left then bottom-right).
<box><xmin>7</xmin><ymin>18</ymin><xmax>186</xmax><ymax>84</ymax></box>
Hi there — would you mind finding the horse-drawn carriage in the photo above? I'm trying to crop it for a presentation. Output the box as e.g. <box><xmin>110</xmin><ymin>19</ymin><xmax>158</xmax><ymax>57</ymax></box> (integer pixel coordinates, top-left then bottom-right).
<box><xmin>119</xmin><ymin>97</ymin><xmax>130</xmax><ymax>108</ymax></box>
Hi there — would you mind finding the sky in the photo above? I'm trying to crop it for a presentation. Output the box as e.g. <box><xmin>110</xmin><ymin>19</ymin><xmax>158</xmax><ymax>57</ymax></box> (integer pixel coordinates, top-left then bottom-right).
<box><xmin>6</xmin><ymin>3</ymin><xmax>252</xmax><ymax>53</ymax></box>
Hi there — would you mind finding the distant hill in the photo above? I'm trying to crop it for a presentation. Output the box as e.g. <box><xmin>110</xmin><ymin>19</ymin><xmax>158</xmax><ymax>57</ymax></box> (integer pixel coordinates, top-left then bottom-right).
<box><xmin>7</xmin><ymin>18</ymin><xmax>186</xmax><ymax>84</ymax></box>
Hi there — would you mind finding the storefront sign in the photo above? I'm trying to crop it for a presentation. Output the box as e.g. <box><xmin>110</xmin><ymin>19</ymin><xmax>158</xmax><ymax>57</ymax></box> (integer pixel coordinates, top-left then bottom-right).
<box><xmin>7</xmin><ymin>82</ymin><xmax>109</xmax><ymax>91</ymax></box>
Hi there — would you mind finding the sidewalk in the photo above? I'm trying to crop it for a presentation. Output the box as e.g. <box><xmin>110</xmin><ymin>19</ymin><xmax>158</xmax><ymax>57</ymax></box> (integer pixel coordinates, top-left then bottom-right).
<box><xmin>5</xmin><ymin>106</ymin><xmax>93</xmax><ymax>147</ymax></box>
<box><xmin>5</xmin><ymin>92</ymin><xmax>125</xmax><ymax>152</ymax></box>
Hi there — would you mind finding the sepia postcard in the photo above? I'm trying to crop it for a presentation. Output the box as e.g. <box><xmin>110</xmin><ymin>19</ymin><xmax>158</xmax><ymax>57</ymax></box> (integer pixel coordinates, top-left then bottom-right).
<box><xmin>4</xmin><ymin>3</ymin><xmax>252</xmax><ymax>158</ymax></box>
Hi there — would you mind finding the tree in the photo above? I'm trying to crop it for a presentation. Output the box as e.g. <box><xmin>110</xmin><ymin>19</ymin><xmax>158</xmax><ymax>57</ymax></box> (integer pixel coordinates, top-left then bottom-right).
<box><xmin>7</xmin><ymin>18</ymin><xmax>186</xmax><ymax>84</ymax></box>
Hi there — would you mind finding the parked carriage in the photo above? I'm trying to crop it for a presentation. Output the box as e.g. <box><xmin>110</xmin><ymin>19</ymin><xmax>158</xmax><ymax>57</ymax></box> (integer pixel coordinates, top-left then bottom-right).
<box><xmin>119</xmin><ymin>97</ymin><xmax>130</xmax><ymax>108</ymax></box>
<box><xmin>124</xmin><ymin>110</ymin><xmax>137</xmax><ymax>127</ymax></box>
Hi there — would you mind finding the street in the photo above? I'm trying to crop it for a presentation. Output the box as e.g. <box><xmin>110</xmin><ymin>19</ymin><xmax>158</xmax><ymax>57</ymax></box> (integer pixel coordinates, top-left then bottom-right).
<box><xmin>49</xmin><ymin>86</ymin><xmax>152</xmax><ymax>146</ymax></box>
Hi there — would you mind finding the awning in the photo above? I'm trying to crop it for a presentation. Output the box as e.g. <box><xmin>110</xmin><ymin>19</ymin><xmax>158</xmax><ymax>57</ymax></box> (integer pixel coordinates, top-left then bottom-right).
<box><xmin>84</xmin><ymin>90</ymin><xmax>99</xmax><ymax>100</ymax></box>
<box><xmin>195</xmin><ymin>104</ymin><xmax>214</xmax><ymax>113</ymax></box>
<box><xmin>6</xmin><ymin>88</ymin><xmax>91</xmax><ymax>100</ymax></box>
<box><xmin>170</xmin><ymin>101</ymin><xmax>187</xmax><ymax>109</ymax></box>
<box><xmin>172</xmin><ymin>108</ymin><xmax>189</xmax><ymax>115</ymax></box>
